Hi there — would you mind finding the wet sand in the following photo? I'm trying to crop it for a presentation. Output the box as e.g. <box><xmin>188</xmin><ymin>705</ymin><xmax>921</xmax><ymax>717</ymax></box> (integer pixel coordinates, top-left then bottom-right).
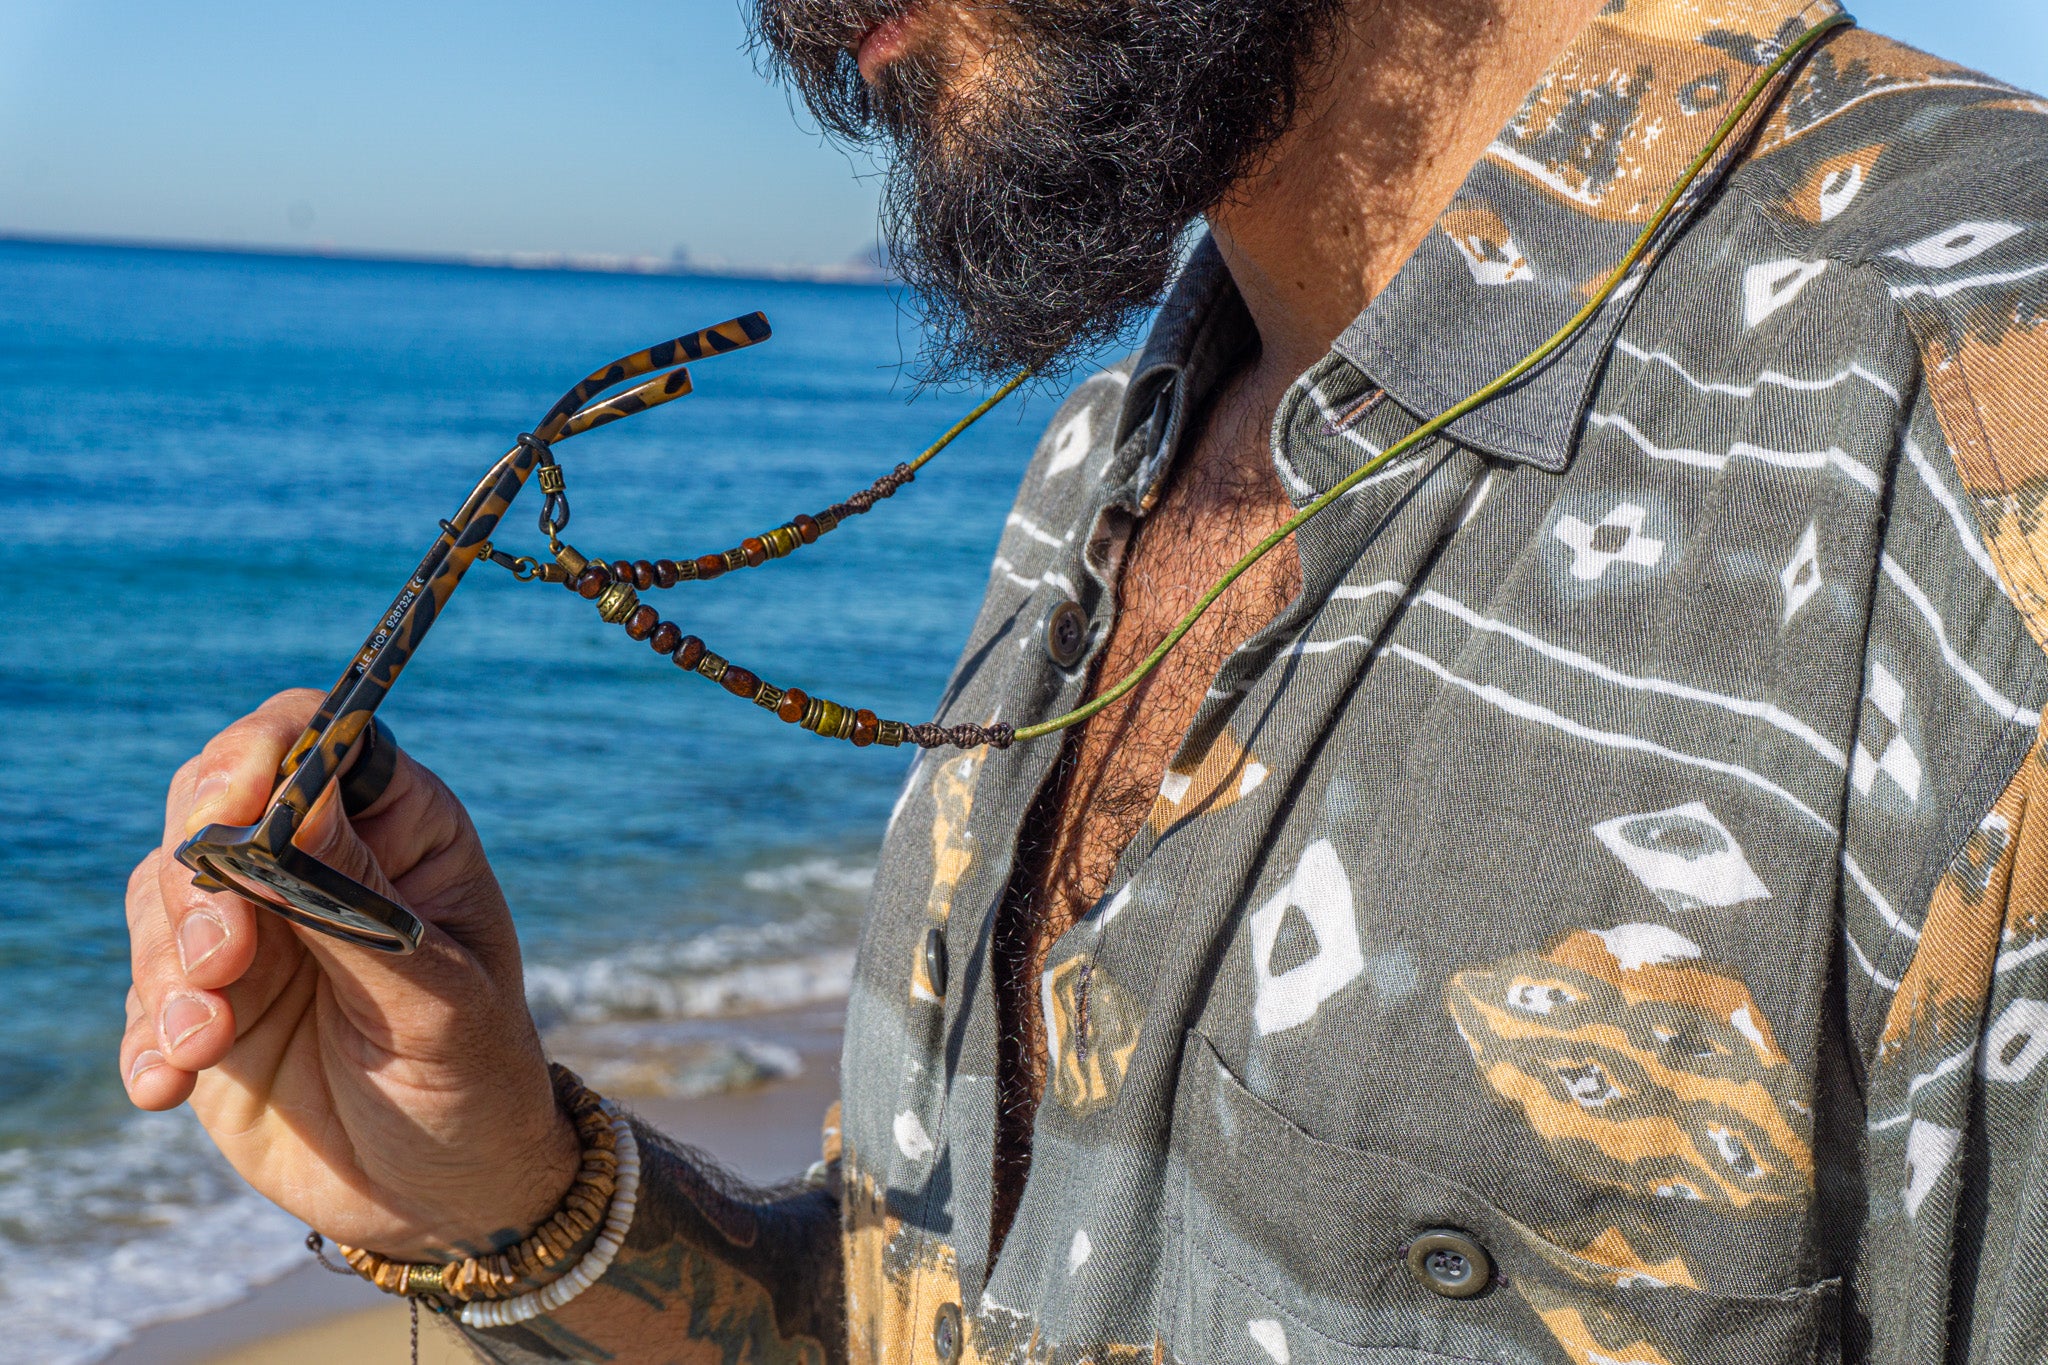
<box><xmin>101</xmin><ymin>1003</ymin><xmax>844</xmax><ymax>1365</ymax></box>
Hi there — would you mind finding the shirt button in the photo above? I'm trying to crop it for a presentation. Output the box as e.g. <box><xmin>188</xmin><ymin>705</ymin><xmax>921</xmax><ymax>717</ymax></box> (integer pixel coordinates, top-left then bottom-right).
<box><xmin>923</xmin><ymin>926</ymin><xmax>949</xmax><ymax>999</ymax></box>
<box><xmin>932</xmin><ymin>1300</ymin><xmax>963</xmax><ymax>1362</ymax></box>
<box><xmin>1405</xmin><ymin>1229</ymin><xmax>1492</xmax><ymax>1299</ymax></box>
<box><xmin>1045</xmin><ymin>599</ymin><xmax>1089</xmax><ymax>668</ymax></box>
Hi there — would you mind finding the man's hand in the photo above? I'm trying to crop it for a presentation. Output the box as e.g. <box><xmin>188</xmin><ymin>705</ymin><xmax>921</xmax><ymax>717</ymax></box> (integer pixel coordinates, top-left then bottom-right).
<box><xmin>119</xmin><ymin>689</ymin><xmax>580</xmax><ymax>1259</ymax></box>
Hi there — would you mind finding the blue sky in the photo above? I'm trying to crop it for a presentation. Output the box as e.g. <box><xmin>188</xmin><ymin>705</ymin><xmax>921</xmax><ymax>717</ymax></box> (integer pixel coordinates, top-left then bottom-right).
<box><xmin>0</xmin><ymin>1</ymin><xmax>2040</xmax><ymax>271</ymax></box>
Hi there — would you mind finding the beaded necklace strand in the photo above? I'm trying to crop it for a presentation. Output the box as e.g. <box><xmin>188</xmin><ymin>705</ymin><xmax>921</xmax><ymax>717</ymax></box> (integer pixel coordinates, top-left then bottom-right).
<box><xmin>477</xmin><ymin>13</ymin><xmax>1848</xmax><ymax>757</ymax></box>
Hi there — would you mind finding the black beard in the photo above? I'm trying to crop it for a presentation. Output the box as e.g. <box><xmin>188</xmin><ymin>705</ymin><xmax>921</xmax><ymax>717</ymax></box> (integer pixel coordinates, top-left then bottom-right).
<box><xmin>748</xmin><ymin>0</ymin><xmax>1346</xmax><ymax>382</ymax></box>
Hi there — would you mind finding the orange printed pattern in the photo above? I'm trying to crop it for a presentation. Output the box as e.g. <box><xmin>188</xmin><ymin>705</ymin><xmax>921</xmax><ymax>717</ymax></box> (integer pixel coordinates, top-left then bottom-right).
<box><xmin>1447</xmin><ymin>927</ymin><xmax>1814</xmax><ymax>1208</ymax></box>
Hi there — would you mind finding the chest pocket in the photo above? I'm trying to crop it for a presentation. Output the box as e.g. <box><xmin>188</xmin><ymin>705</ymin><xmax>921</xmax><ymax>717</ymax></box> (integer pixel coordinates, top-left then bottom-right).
<box><xmin>1165</xmin><ymin>1032</ymin><xmax>1839</xmax><ymax>1365</ymax></box>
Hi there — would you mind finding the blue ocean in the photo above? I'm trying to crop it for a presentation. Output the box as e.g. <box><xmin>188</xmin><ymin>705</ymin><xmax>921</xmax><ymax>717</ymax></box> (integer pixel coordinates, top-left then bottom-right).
<box><xmin>0</xmin><ymin>239</ymin><xmax>1075</xmax><ymax>1362</ymax></box>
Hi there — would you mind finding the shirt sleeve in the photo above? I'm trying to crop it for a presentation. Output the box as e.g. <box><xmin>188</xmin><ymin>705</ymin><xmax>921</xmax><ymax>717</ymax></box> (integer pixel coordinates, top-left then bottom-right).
<box><xmin>1846</xmin><ymin>183</ymin><xmax>2048</xmax><ymax>1363</ymax></box>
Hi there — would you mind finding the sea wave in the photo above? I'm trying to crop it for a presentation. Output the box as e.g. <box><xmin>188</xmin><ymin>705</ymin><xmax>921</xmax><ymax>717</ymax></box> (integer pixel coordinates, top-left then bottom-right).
<box><xmin>525</xmin><ymin>856</ymin><xmax>869</xmax><ymax>1029</ymax></box>
<box><xmin>0</xmin><ymin>1111</ymin><xmax>306</xmax><ymax>1365</ymax></box>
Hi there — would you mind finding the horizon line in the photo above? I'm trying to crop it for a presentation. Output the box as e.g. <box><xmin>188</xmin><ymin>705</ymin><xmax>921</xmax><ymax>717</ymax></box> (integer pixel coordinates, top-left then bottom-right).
<box><xmin>0</xmin><ymin>228</ymin><xmax>894</xmax><ymax>287</ymax></box>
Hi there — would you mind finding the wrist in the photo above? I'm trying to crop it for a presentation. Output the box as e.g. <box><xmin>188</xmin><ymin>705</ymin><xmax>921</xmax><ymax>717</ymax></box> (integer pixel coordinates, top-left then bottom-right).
<box><xmin>449</xmin><ymin>1104</ymin><xmax>584</xmax><ymax>1256</ymax></box>
<box><xmin>396</xmin><ymin>1072</ymin><xmax>586</xmax><ymax>1262</ymax></box>
<box><xmin>339</xmin><ymin>1065</ymin><xmax>626</xmax><ymax>1305</ymax></box>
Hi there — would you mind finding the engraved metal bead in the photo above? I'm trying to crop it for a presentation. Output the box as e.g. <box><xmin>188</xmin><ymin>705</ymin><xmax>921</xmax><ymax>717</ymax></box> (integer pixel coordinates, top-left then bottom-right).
<box><xmin>596</xmin><ymin>582</ymin><xmax>640</xmax><ymax>624</ymax></box>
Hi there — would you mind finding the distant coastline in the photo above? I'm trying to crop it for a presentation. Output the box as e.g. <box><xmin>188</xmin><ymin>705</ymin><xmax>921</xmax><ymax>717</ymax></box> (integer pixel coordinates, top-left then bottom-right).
<box><xmin>0</xmin><ymin>229</ymin><xmax>892</xmax><ymax>286</ymax></box>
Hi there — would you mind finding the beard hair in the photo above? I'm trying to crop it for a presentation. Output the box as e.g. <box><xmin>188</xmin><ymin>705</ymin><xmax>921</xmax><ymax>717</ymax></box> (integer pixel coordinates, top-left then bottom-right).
<box><xmin>748</xmin><ymin>0</ymin><xmax>1347</xmax><ymax>382</ymax></box>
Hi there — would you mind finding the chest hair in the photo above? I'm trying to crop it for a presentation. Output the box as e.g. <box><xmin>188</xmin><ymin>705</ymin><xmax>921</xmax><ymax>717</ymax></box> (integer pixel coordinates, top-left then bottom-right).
<box><xmin>988</xmin><ymin>361</ymin><xmax>1303</xmax><ymax>1259</ymax></box>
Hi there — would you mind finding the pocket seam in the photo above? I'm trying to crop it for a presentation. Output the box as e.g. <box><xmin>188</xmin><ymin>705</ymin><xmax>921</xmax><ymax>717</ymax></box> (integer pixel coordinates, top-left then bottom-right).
<box><xmin>1185</xmin><ymin>1029</ymin><xmax>1840</xmax><ymax>1308</ymax></box>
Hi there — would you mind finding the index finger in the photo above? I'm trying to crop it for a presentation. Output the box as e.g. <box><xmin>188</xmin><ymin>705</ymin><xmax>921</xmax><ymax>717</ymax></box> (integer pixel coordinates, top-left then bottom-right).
<box><xmin>156</xmin><ymin>690</ymin><xmax>325</xmax><ymax>988</ymax></box>
<box><xmin>162</xmin><ymin>689</ymin><xmax>326</xmax><ymax>848</ymax></box>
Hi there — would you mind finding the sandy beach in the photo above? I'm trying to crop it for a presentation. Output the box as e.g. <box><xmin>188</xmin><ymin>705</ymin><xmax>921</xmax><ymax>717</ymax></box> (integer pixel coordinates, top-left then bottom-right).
<box><xmin>99</xmin><ymin>1002</ymin><xmax>845</xmax><ymax>1365</ymax></box>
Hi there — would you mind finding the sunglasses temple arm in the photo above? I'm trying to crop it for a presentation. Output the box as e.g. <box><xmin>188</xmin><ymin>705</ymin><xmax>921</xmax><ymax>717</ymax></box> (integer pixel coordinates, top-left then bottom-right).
<box><xmin>530</xmin><ymin>312</ymin><xmax>770</xmax><ymax>444</ymax></box>
<box><xmin>263</xmin><ymin>440</ymin><xmax>547</xmax><ymax>830</ymax></box>
<box><xmin>554</xmin><ymin>365</ymin><xmax>696</xmax><ymax>441</ymax></box>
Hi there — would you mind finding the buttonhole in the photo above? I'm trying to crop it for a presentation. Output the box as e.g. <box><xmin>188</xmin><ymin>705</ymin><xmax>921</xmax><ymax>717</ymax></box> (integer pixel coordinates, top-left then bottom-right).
<box><xmin>1327</xmin><ymin>388</ymin><xmax>1386</xmax><ymax>434</ymax></box>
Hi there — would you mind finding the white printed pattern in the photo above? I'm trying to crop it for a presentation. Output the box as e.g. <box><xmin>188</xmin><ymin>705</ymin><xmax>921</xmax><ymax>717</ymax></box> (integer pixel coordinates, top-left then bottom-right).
<box><xmin>1250</xmin><ymin>840</ymin><xmax>1366</xmax><ymax>1037</ymax></box>
<box><xmin>1851</xmin><ymin>662</ymin><xmax>1923</xmax><ymax>803</ymax></box>
<box><xmin>1554</xmin><ymin>502</ymin><xmax>1665</xmax><ymax>580</ymax></box>
<box><xmin>1593</xmin><ymin>802</ymin><xmax>1772</xmax><ymax>912</ymax></box>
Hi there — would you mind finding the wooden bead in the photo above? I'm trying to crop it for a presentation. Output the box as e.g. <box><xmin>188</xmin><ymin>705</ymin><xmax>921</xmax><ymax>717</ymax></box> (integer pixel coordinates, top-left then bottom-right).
<box><xmin>695</xmin><ymin>554</ymin><xmax>727</xmax><ymax>580</ymax></box>
<box><xmin>611</xmin><ymin>559</ymin><xmax>634</xmax><ymax>584</ymax></box>
<box><xmin>851</xmin><ymin>708</ymin><xmax>879</xmax><ymax>747</ymax></box>
<box><xmin>778</xmin><ymin>688</ymin><xmax>808</xmax><ymax>722</ymax></box>
<box><xmin>721</xmin><ymin>666</ymin><xmax>760</xmax><ymax>698</ymax></box>
<box><xmin>742</xmin><ymin>537</ymin><xmax>767</xmax><ymax>568</ymax></box>
<box><xmin>675</xmin><ymin>636</ymin><xmax>705</xmax><ymax>670</ymax></box>
<box><xmin>577</xmin><ymin>567</ymin><xmax>609</xmax><ymax>599</ymax></box>
<box><xmin>651</xmin><ymin>621</ymin><xmax>681</xmax><ymax>654</ymax></box>
<box><xmin>654</xmin><ymin>559</ymin><xmax>679</xmax><ymax>588</ymax></box>
<box><xmin>625</xmin><ymin>605</ymin><xmax>659</xmax><ymax>640</ymax></box>
<box><xmin>793</xmin><ymin>513</ymin><xmax>820</xmax><ymax>544</ymax></box>
<box><xmin>632</xmin><ymin>560</ymin><xmax>655</xmax><ymax>590</ymax></box>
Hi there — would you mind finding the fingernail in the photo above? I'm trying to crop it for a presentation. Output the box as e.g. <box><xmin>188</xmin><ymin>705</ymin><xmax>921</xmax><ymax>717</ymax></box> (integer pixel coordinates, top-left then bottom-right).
<box><xmin>130</xmin><ymin>1049</ymin><xmax>167</xmax><ymax>1085</ymax></box>
<box><xmin>189</xmin><ymin>772</ymin><xmax>232</xmax><ymax>822</ymax></box>
<box><xmin>178</xmin><ymin>911</ymin><xmax>228</xmax><ymax>974</ymax></box>
<box><xmin>161</xmin><ymin>993</ymin><xmax>217</xmax><ymax>1051</ymax></box>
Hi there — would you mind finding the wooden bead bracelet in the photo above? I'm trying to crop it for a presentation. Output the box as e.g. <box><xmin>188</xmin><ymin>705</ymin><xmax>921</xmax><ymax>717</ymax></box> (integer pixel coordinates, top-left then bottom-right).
<box><xmin>333</xmin><ymin>1064</ymin><xmax>623</xmax><ymax>1309</ymax></box>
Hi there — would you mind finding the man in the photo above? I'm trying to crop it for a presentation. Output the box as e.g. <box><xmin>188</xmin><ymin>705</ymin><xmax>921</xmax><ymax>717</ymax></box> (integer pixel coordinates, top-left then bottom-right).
<box><xmin>119</xmin><ymin>0</ymin><xmax>2048</xmax><ymax>1360</ymax></box>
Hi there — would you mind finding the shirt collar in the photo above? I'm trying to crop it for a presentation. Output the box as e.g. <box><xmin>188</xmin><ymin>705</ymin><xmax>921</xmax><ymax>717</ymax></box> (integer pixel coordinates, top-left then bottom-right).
<box><xmin>1115</xmin><ymin>0</ymin><xmax>1844</xmax><ymax>476</ymax></box>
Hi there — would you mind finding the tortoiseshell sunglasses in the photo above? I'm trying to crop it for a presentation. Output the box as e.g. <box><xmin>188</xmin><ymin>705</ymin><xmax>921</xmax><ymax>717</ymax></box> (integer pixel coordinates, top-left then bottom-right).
<box><xmin>175</xmin><ymin>314</ymin><xmax>773</xmax><ymax>954</ymax></box>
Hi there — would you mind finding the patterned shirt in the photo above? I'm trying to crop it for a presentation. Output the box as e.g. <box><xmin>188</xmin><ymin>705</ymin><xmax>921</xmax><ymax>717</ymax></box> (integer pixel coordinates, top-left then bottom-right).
<box><xmin>832</xmin><ymin>4</ymin><xmax>2048</xmax><ymax>1362</ymax></box>
<box><xmin>466</xmin><ymin>3</ymin><xmax>2048</xmax><ymax>1363</ymax></box>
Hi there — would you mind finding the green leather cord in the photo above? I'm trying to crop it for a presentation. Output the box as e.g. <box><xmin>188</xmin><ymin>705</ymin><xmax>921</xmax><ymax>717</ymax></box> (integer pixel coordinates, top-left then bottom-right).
<box><xmin>1002</xmin><ymin>11</ymin><xmax>1852</xmax><ymax>744</ymax></box>
<box><xmin>909</xmin><ymin>368</ymin><xmax>1035</xmax><ymax>474</ymax></box>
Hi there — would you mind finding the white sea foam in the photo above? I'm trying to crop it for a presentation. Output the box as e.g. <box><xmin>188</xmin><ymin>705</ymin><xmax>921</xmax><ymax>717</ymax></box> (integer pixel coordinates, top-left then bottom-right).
<box><xmin>0</xmin><ymin>1111</ymin><xmax>306</xmax><ymax>1365</ymax></box>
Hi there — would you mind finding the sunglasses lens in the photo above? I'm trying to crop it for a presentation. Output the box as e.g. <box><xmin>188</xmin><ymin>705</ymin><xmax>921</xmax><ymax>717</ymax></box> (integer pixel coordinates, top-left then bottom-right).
<box><xmin>193</xmin><ymin>849</ymin><xmax>419</xmax><ymax>953</ymax></box>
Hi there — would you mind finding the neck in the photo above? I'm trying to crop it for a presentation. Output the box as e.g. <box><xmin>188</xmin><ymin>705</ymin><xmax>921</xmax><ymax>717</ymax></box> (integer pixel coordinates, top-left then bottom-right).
<box><xmin>1206</xmin><ymin>0</ymin><xmax>1609</xmax><ymax>385</ymax></box>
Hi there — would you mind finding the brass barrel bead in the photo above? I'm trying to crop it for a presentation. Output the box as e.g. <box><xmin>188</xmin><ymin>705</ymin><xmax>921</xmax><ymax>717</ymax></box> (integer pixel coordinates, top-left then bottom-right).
<box><xmin>851</xmin><ymin>708</ymin><xmax>879</xmax><ymax>747</ymax></box>
<box><xmin>576</xmin><ymin>567</ymin><xmax>610</xmax><ymax>600</ymax></box>
<box><xmin>625</xmin><ymin>604</ymin><xmax>659</xmax><ymax>640</ymax></box>
<box><xmin>815</xmin><ymin>510</ymin><xmax>841</xmax><ymax>534</ymax></box>
<box><xmin>741</xmin><ymin>537</ymin><xmax>768</xmax><ymax>568</ymax></box>
<box><xmin>654</xmin><ymin>559</ymin><xmax>679</xmax><ymax>588</ymax></box>
<box><xmin>793</xmin><ymin>514</ymin><xmax>820</xmax><ymax>544</ymax></box>
<box><xmin>697</xmin><ymin>651</ymin><xmax>730</xmax><ymax>683</ymax></box>
<box><xmin>756</xmin><ymin>684</ymin><xmax>786</xmax><ymax>712</ymax></box>
<box><xmin>651</xmin><ymin>621</ymin><xmax>682</xmax><ymax>655</ymax></box>
<box><xmin>555</xmin><ymin>544</ymin><xmax>591</xmax><ymax>578</ymax></box>
<box><xmin>676</xmin><ymin>636</ymin><xmax>705</xmax><ymax>670</ymax></box>
<box><xmin>778</xmin><ymin>688</ymin><xmax>808</xmax><ymax>723</ymax></box>
<box><xmin>721</xmin><ymin>665</ymin><xmax>761</xmax><ymax>698</ymax></box>
<box><xmin>596</xmin><ymin>582</ymin><xmax>640</xmax><ymax>624</ymax></box>
<box><xmin>695</xmin><ymin>554</ymin><xmax>726</xmax><ymax>581</ymax></box>
<box><xmin>877</xmin><ymin>720</ymin><xmax>908</xmax><ymax>747</ymax></box>
<box><xmin>808</xmin><ymin>698</ymin><xmax>845</xmax><ymax>739</ymax></box>
<box><xmin>765</xmin><ymin>526</ymin><xmax>800</xmax><ymax>557</ymax></box>
<box><xmin>632</xmin><ymin>560</ymin><xmax>655</xmax><ymax>590</ymax></box>
<box><xmin>723</xmin><ymin>547</ymin><xmax>748</xmax><ymax>572</ymax></box>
